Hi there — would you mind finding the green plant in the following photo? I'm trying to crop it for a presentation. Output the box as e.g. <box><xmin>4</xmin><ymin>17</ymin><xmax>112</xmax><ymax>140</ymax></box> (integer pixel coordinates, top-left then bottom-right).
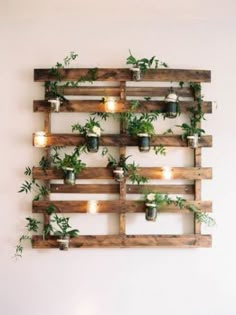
<box><xmin>52</xmin><ymin>214</ymin><xmax>79</xmax><ymax>238</ymax></box>
<box><xmin>72</xmin><ymin>116</ymin><xmax>103</xmax><ymax>137</ymax></box>
<box><xmin>126</xmin><ymin>113</ymin><xmax>157</xmax><ymax>136</ymax></box>
<box><xmin>143</xmin><ymin>193</ymin><xmax>215</xmax><ymax>226</ymax></box>
<box><xmin>18</xmin><ymin>167</ymin><xmax>49</xmax><ymax>201</ymax></box>
<box><xmin>106</xmin><ymin>154</ymin><xmax>148</xmax><ymax>185</ymax></box>
<box><xmin>45</xmin><ymin>52</ymin><xmax>97</xmax><ymax>101</ymax></box>
<box><xmin>14</xmin><ymin>204</ymin><xmax>55</xmax><ymax>258</ymax></box>
<box><xmin>126</xmin><ymin>50</ymin><xmax>168</xmax><ymax>73</ymax></box>
<box><xmin>178</xmin><ymin>81</ymin><xmax>205</xmax><ymax>139</ymax></box>
<box><xmin>56</xmin><ymin>150</ymin><xmax>86</xmax><ymax>175</ymax></box>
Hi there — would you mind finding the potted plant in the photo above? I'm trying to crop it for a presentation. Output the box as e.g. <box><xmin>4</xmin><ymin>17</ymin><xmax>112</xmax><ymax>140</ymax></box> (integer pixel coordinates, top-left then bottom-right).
<box><xmin>56</xmin><ymin>150</ymin><xmax>86</xmax><ymax>185</ymax></box>
<box><xmin>52</xmin><ymin>214</ymin><xmax>79</xmax><ymax>250</ymax></box>
<box><xmin>126</xmin><ymin>113</ymin><xmax>157</xmax><ymax>152</ymax></box>
<box><xmin>178</xmin><ymin>122</ymin><xmax>205</xmax><ymax>149</ymax></box>
<box><xmin>164</xmin><ymin>88</ymin><xmax>179</xmax><ymax>118</ymax></box>
<box><xmin>105</xmin><ymin>153</ymin><xmax>148</xmax><ymax>184</ymax></box>
<box><xmin>144</xmin><ymin>193</ymin><xmax>174</xmax><ymax>221</ymax></box>
<box><xmin>126</xmin><ymin>50</ymin><xmax>168</xmax><ymax>81</ymax></box>
<box><xmin>72</xmin><ymin>117</ymin><xmax>103</xmax><ymax>153</ymax></box>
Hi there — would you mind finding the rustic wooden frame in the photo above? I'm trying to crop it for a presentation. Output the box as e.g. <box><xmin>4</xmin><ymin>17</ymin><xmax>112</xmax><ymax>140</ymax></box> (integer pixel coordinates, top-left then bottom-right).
<box><xmin>31</xmin><ymin>67</ymin><xmax>212</xmax><ymax>248</ymax></box>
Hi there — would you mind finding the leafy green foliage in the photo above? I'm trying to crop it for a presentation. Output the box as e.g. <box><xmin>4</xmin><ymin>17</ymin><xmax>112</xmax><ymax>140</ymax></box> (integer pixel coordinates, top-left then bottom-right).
<box><xmin>154</xmin><ymin>144</ymin><xmax>166</xmax><ymax>156</ymax></box>
<box><xmin>187</xmin><ymin>204</ymin><xmax>216</xmax><ymax>226</ymax></box>
<box><xmin>163</xmin><ymin>128</ymin><xmax>174</xmax><ymax>135</ymax></box>
<box><xmin>45</xmin><ymin>52</ymin><xmax>97</xmax><ymax>101</ymax></box>
<box><xmin>126</xmin><ymin>50</ymin><xmax>168</xmax><ymax>73</ymax></box>
<box><xmin>52</xmin><ymin>214</ymin><xmax>79</xmax><ymax>238</ymax></box>
<box><xmin>104</xmin><ymin>153</ymin><xmax>148</xmax><ymax>185</ymax></box>
<box><xmin>72</xmin><ymin>116</ymin><xmax>103</xmax><ymax>136</ymax></box>
<box><xmin>126</xmin><ymin>113</ymin><xmax>158</xmax><ymax>136</ymax></box>
<box><xmin>56</xmin><ymin>151</ymin><xmax>86</xmax><ymax>175</ymax></box>
<box><xmin>18</xmin><ymin>167</ymin><xmax>49</xmax><ymax>201</ymax></box>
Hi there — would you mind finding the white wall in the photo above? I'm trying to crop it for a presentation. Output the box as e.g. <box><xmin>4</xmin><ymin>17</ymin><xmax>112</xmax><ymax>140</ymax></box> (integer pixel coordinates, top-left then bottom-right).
<box><xmin>1</xmin><ymin>1</ymin><xmax>236</xmax><ymax>314</ymax></box>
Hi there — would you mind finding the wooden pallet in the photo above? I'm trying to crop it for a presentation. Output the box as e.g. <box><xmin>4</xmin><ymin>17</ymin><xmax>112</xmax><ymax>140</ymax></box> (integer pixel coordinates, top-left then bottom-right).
<box><xmin>31</xmin><ymin>67</ymin><xmax>212</xmax><ymax>248</ymax></box>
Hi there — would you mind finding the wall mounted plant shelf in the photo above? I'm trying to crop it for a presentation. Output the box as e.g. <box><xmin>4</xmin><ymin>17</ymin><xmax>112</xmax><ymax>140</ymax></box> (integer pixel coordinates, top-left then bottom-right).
<box><xmin>29</xmin><ymin>66</ymin><xmax>213</xmax><ymax>249</ymax></box>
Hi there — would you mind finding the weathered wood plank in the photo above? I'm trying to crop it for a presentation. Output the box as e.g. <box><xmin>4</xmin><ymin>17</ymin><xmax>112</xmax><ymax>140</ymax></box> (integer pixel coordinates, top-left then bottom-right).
<box><xmin>33</xmin><ymin>100</ymin><xmax>212</xmax><ymax>114</ymax></box>
<box><xmin>33</xmin><ymin>166</ymin><xmax>212</xmax><ymax>180</ymax></box>
<box><xmin>32</xmin><ymin>200</ymin><xmax>212</xmax><ymax>213</ymax></box>
<box><xmin>32</xmin><ymin>234</ymin><xmax>212</xmax><ymax>248</ymax></box>
<box><xmin>59</xmin><ymin>86</ymin><xmax>193</xmax><ymax>97</ymax></box>
<box><xmin>50</xmin><ymin>184</ymin><xmax>119</xmax><ymax>194</ymax></box>
<box><xmin>34</xmin><ymin>133</ymin><xmax>212</xmax><ymax>148</ymax></box>
<box><xmin>126</xmin><ymin>184</ymin><xmax>194</xmax><ymax>194</ymax></box>
<box><xmin>34</xmin><ymin>68</ymin><xmax>211</xmax><ymax>82</ymax></box>
<box><xmin>50</xmin><ymin>184</ymin><xmax>194</xmax><ymax>194</ymax></box>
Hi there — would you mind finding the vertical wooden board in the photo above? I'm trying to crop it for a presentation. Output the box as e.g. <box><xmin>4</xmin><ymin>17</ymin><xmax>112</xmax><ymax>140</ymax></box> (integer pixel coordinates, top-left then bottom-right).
<box><xmin>119</xmin><ymin>81</ymin><xmax>127</xmax><ymax>235</ymax></box>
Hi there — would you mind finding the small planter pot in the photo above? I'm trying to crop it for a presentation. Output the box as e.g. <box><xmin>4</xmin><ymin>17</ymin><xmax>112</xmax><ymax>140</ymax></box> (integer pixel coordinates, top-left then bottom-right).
<box><xmin>57</xmin><ymin>236</ymin><xmax>70</xmax><ymax>251</ymax></box>
<box><xmin>145</xmin><ymin>203</ymin><xmax>158</xmax><ymax>221</ymax></box>
<box><xmin>165</xmin><ymin>102</ymin><xmax>178</xmax><ymax>118</ymax></box>
<box><xmin>131</xmin><ymin>67</ymin><xmax>142</xmax><ymax>81</ymax></box>
<box><xmin>137</xmin><ymin>133</ymin><xmax>150</xmax><ymax>152</ymax></box>
<box><xmin>63</xmin><ymin>167</ymin><xmax>76</xmax><ymax>185</ymax></box>
<box><xmin>86</xmin><ymin>133</ymin><xmax>99</xmax><ymax>153</ymax></box>
<box><xmin>48</xmin><ymin>97</ymin><xmax>61</xmax><ymax>113</ymax></box>
<box><xmin>187</xmin><ymin>134</ymin><xmax>199</xmax><ymax>149</ymax></box>
<box><xmin>113</xmin><ymin>167</ymin><xmax>125</xmax><ymax>182</ymax></box>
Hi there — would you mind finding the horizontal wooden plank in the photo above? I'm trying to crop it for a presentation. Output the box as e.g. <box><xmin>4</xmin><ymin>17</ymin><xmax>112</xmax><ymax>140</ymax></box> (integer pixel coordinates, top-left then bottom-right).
<box><xmin>51</xmin><ymin>183</ymin><xmax>119</xmax><ymax>194</ymax></box>
<box><xmin>34</xmin><ymin>134</ymin><xmax>212</xmax><ymax>148</ymax></box>
<box><xmin>126</xmin><ymin>184</ymin><xmax>194</xmax><ymax>194</ymax></box>
<box><xmin>55</xmin><ymin>86</ymin><xmax>193</xmax><ymax>98</ymax></box>
<box><xmin>32</xmin><ymin>234</ymin><xmax>212</xmax><ymax>248</ymax></box>
<box><xmin>32</xmin><ymin>200</ymin><xmax>212</xmax><ymax>213</ymax></box>
<box><xmin>34</xmin><ymin>68</ymin><xmax>211</xmax><ymax>83</ymax></box>
<box><xmin>33</xmin><ymin>167</ymin><xmax>212</xmax><ymax>180</ymax></box>
<box><xmin>50</xmin><ymin>184</ymin><xmax>194</xmax><ymax>194</ymax></box>
<box><xmin>33</xmin><ymin>100</ymin><xmax>212</xmax><ymax>114</ymax></box>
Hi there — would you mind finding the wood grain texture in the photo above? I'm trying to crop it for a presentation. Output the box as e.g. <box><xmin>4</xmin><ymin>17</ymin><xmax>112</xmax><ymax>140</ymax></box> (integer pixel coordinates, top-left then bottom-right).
<box><xmin>33</xmin><ymin>166</ymin><xmax>212</xmax><ymax>180</ymax></box>
<box><xmin>34</xmin><ymin>68</ymin><xmax>211</xmax><ymax>82</ymax></box>
<box><xmin>32</xmin><ymin>234</ymin><xmax>212</xmax><ymax>248</ymax></box>
<box><xmin>32</xmin><ymin>200</ymin><xmax>212</xmax><ymax>213</ymax></box>
<box><xmin>33</xmin><ymin>133</ymin><xmax>212</xmax><ymax>147</ymax></box>
<box><xmin>33</xmin><ymin>100</ymin><xmax>212</xmax><ymax>114</ymax></box>
<box><xmin>50</xmin><ymin>184</ymin><xmax>194</xmax><ymax>194</ymax></box>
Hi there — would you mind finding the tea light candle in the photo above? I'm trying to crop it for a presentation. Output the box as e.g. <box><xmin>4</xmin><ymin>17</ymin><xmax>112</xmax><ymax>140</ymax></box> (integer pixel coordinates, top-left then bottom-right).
<box><xmin>34</xmin><ymin>131</ymin><xmax>47</xmax><ymax>147</ymax></box>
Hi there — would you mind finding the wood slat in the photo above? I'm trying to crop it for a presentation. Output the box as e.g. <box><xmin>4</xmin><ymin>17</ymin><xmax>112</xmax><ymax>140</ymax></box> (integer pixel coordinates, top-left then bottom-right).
<box><xmin>50</xmin><ymin>184</ymin><xmax>194</xmax><ymax>194</ymax></box>
<box><xmin>32</xmin><ymin>234</ymin><xmax>212</xmax><ymax>248</ymax></box>
<box><xmin>34</xmin><ymin>133</ymin><xmax>212</xmax><ymax>148</ymax></box>
<box><xmin>50</xmin><ymin>183</ymin><xmax>119</xmax><ymax>194</ymax></box>
<box><xmin>33</xmin><ymin>100</ymin><xmax>212</xmax><ymax>114</ymax></box>
<box><xmin>38</xmin><ymin>86</ymin><xmax>193</xmax><ymax>98</ymax></box>
<box><xmin>33</xmin><ymin>167</ymin><xmax>212</xmax><ymax>180</ymax></box>
<box><xmin>34</xmin><ymin>68</ymin><xmax>211</xmax><ymax>83</ymax></box>
<box><xmin>32</xmin><ymin>200</ymin><xmax>212</xmax><ymax>213</ymax></box>
<box><xmin>126</xmin><ymin>184</ymin><xmax>194</xmax><ymax>194</ymax></box>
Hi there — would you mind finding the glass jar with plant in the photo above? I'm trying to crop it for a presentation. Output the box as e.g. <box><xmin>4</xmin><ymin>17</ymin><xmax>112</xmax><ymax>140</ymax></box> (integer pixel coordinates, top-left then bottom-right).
<box><xmin>52</xmin><ymin>214</ymin><xmax>79</xmax><ymax>250</ymax></box>
<box><xmin>72</xmin><ymin>117</ymin><xmax>103</xmax><ymax>153</ymax></box>
<box><xmin>164</xmin><ymin>87</ymin><xmax>180</xmax><ymax>119</ymax></box>
<box><xmin>126</xmin><ymin>113</ymin><xmax>158</xmax><ymax>152</ymax></box>
<box><xmin>143</xmin><ymin>193</ymin><xmax>215</xmax><ymax>224</ymax></box>
<box><xmin>105</xmin><ymin>152</ymin><xmax>148</xmax><ymax>184</ymax></box>
<box><xmin>126</xmin><ymin>50</ymin><xmax>168</xmax><ymax>81</ymax></box>
<box><xmin>55</xmin><ymin>150</ymin><xmax>86</xmax><ymax>185</ymax></box>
